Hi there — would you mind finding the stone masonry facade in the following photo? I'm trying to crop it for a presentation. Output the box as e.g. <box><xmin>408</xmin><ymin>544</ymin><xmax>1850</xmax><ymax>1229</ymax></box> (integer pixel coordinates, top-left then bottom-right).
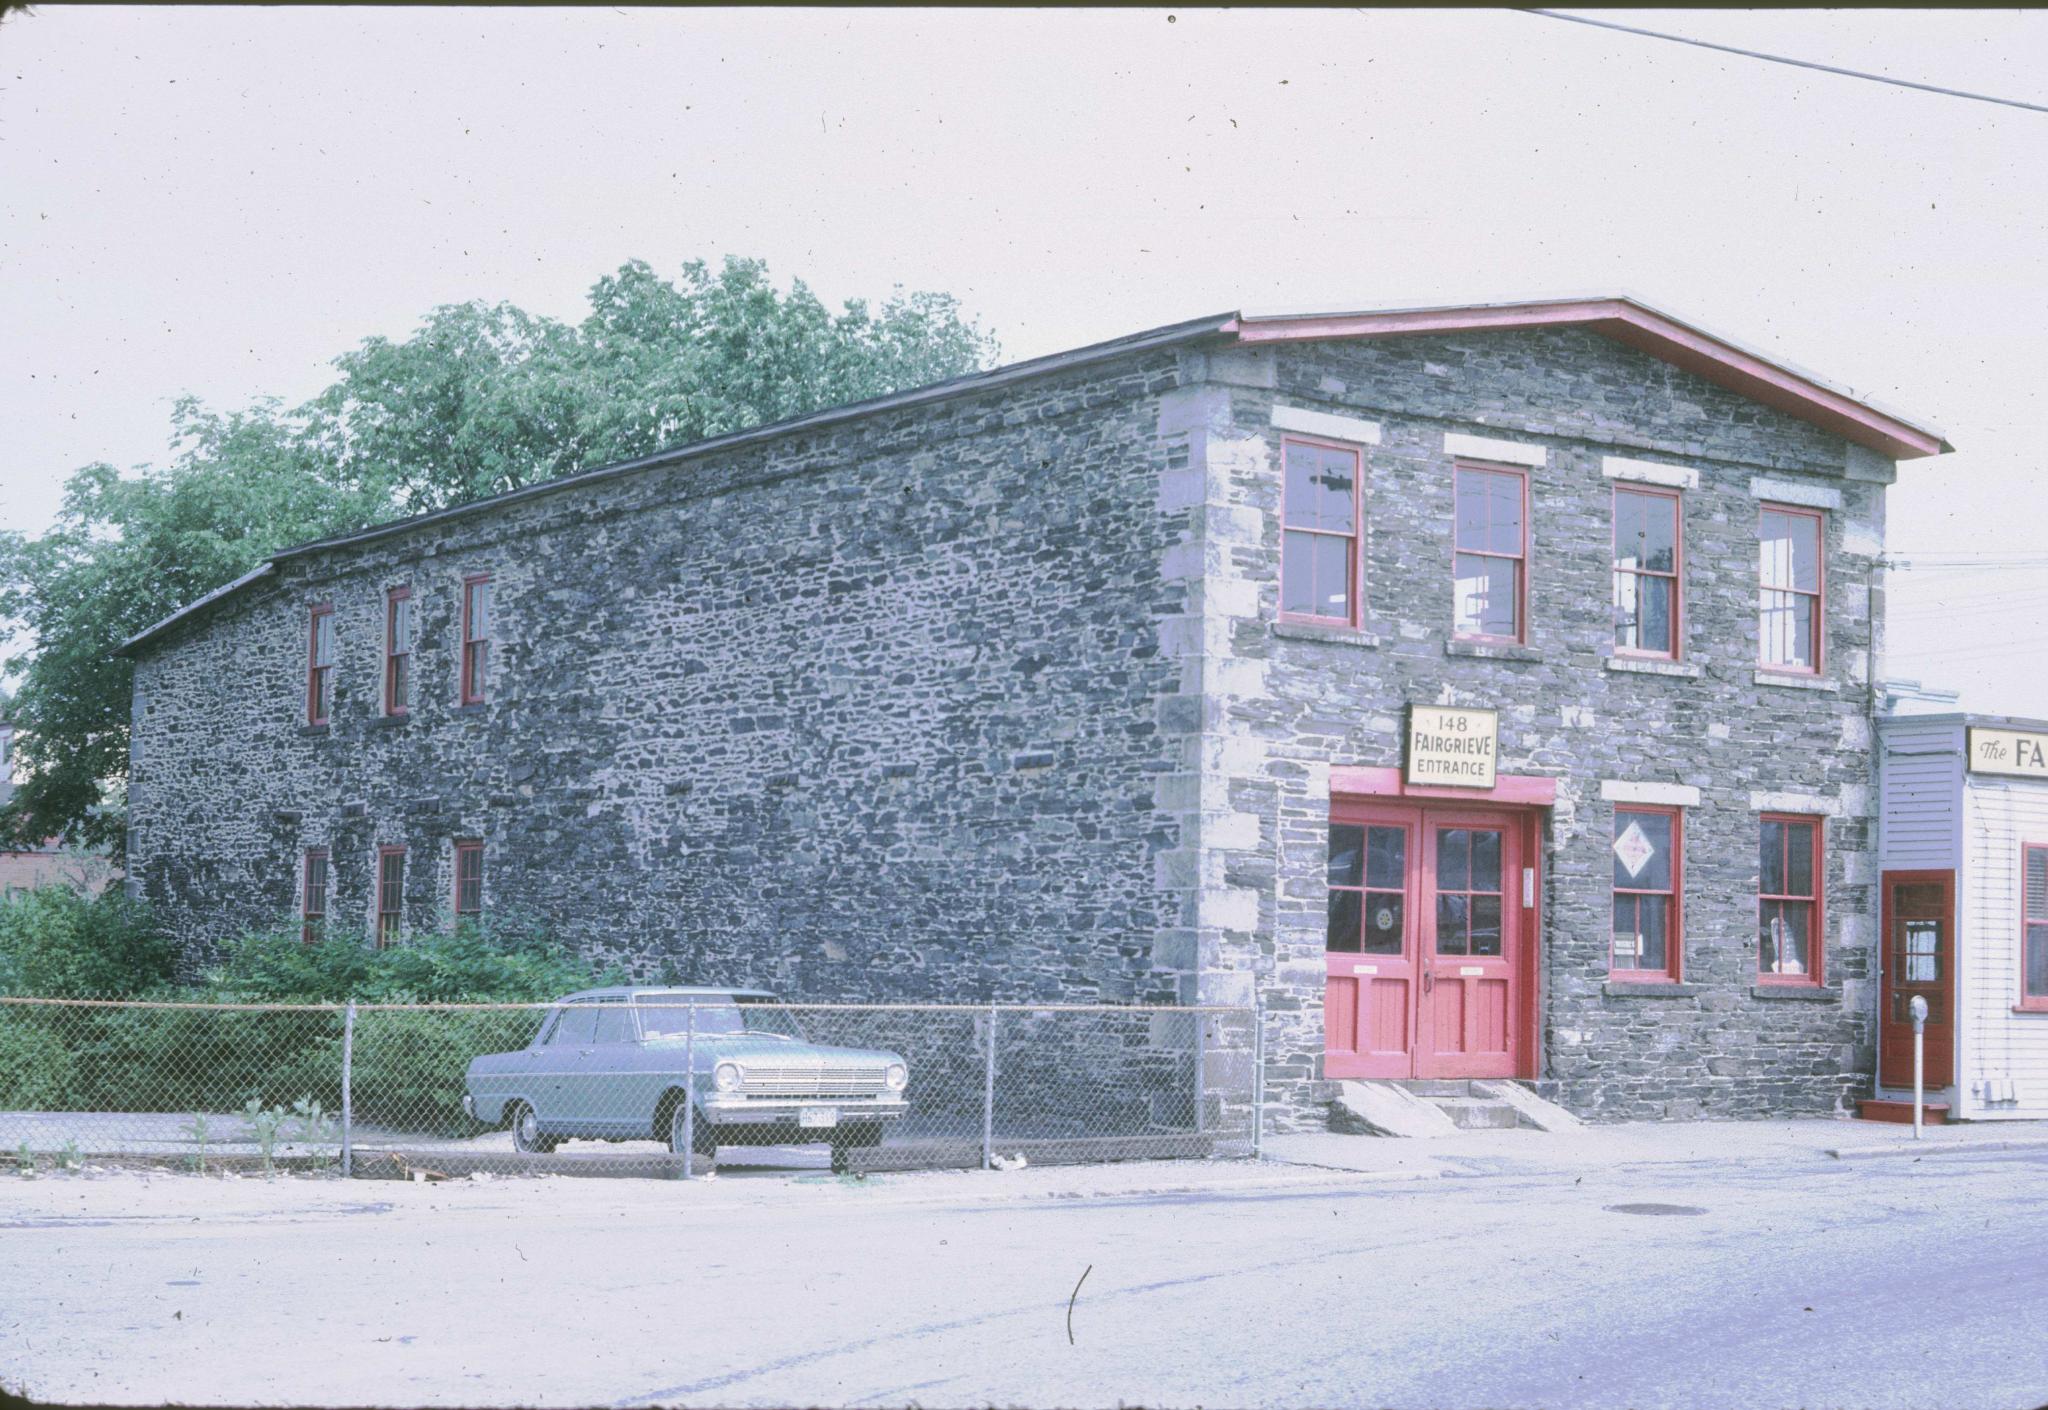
<box><xmin>125</xmin><ymin>312</ymin><xmax>1908</xmax><ymax>1125</ymax></box>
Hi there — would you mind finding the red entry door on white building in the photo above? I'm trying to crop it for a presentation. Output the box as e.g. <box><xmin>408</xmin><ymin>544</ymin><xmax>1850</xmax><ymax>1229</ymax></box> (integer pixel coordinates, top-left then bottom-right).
<box><xmin>1324</xmin><ymin>803</ymin><xmax>1526</xmax><ymax>1080</ymax></box>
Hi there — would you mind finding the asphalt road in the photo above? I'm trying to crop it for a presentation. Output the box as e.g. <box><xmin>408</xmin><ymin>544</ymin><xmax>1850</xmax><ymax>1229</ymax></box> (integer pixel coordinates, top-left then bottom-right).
<box><xmin>3</xmin><ymin>1147</ymin><xmax>2044</xmax><ymax>1409</ymax></box>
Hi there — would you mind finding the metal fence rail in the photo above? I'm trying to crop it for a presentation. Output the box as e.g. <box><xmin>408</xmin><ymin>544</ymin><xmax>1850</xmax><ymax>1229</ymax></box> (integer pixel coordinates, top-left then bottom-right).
<box><xmin>0</xmin><ymin>996</ymin><xmax>1258</xmax><ymax>1180</ymax></box>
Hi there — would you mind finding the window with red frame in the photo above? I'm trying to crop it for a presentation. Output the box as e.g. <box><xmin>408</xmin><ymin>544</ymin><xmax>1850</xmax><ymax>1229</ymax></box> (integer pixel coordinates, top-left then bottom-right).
<box><xmin>1759</xmin><ymin>815</ymin><xmax>1822</xmax><ymax>982</ymax></box>
<box><xmin>1613</xmin><ymin>487</ymin><xmax>1680</xmax><ymax>658</ymax></box>
<box><xmin>301</xmin><ymin>849</ymin><xmax>328</xmax><ymax>945</ymax></box>
<box><xmin>460</xmin><ymin>576</ymin><xmax>492</xmax><ymax>705</ymax></box>
<box><xmin>1611</xmin><ymin>807</ymin><xmax>1680</xmax><ymax>978</ymax></box>
<box><xmin>1759</xmin><ymin>506</ymin><xmax>1823</xmax><ymax>672</ymax></box>
<box><xmin>2023</xmin><ymin>846</ymin><xmax>2048</xmax><ymax>1008</ymax></box>
<box><xmin>1280</xmin><ymin>437</ymin><xmax>1361</xmax><ymax>626</ymax></box>
<box><xmin>385</xmin><ymin>587</ymin><xmax>413</xmax><ymax>716</ymax></box>
<box><xmin>376</xmin><ymin>846</ymin><xmax>405</xmax><ymax>948</ymax></box>
<box><xmin>454</xmin><ymin>840</ymin><xmax>484</xmax><ymax>921</ymax></box>
<box><xmin>306</xmin><ymin>605</ymin><xmax>336</xmax><ymax>725</ymax></box>
<box><xmin>1453</xmin><ymin>464</ymin><xmax>1527</xmax><ymax>642</ymax></box>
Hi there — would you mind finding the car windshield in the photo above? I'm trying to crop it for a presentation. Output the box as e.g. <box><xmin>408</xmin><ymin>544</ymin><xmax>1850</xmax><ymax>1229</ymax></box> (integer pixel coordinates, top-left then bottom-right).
<box><xmin>632</xmin><ymin>994</ymin><xmax>807</xmax><ymax>1041</ymax></box>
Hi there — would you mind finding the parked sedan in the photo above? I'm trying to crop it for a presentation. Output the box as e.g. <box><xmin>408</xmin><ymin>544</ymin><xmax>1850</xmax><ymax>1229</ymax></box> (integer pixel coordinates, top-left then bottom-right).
<box><xmin>463</xmin><ymin>986</ymin><xmax>910</xmax><ymax>1169</ymax></box>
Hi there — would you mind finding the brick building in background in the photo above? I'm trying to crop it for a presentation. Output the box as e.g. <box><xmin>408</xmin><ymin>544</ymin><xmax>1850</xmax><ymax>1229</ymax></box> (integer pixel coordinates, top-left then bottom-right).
<box><xmin>117</xmin><ymin>297</ymin><xmax>1950</xmax><ymax>1124</ymax></box>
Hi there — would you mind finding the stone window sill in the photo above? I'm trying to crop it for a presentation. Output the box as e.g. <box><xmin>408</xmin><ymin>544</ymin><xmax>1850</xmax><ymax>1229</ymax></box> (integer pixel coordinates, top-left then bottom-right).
<box><xmin>1446</xmin><ymin>639</ymin><xmax>1541</xmax><ymax>663</ymax></box>
<box><xmin>1604</xmin><ymin>980</ymin><xmax>1699</xmax><ymax>999</ymax></box>
<box><xmin>298</xmin><ymin>724</ymin><xmax>331</xmax><ymax>738</ymax></box>
<box><xmin>454</xmin><ymin>702</ymin><xmax>490</xmax><ymax>716</ymax></box>
<box><xmin>1754</xmin><ymin>670</ymin><xmax>1838</xmax><ymax>693</ymax></box>
<box><xmin>1272</xmin><ymin>621</ymin><xmax>1385</xmax><ymax>650</ymax></box>
<box><xmin>1751</xmin><ymin>984</ymin><xmax>1839</xmax><ymax>1002</ymax></box>
<box><xmin>369</xmin><ymin>714</ymin><xmax>409</xmax><ymax>731</ymax></box>
<box><xmin>1604</xmin><ymin>656</ymin><xmax>1703</xmax><ymax>679</ymax></box>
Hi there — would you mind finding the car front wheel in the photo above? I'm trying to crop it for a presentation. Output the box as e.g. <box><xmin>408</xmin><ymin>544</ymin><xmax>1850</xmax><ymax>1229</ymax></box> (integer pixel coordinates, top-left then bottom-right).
<box><xmin>667</xmin><ymin>1100</ymin><xmax>716</xmax><ymax>1159</ymax></box>
<box><xmin>829</xmin><ymin>1121</ymin><xmax>884</xmax><ymax>1173</ymax></box>
<box><xmin>509</xmin><ymin>1101</ymin><xmax>557</xmax><ymax>1155</ymax></box>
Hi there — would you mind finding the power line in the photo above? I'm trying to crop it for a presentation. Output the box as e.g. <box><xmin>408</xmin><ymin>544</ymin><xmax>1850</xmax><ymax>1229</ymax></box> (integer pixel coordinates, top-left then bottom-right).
<box><xmin>1516</xmin><ymin>9</ymin><xmax>2048</xmax><ymax>115</ymax></box>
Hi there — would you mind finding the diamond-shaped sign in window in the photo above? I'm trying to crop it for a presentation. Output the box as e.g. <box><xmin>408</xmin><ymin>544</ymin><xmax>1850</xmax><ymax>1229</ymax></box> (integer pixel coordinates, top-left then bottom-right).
<box><xmin>1613</xmin><ymin>819</ymin><xmax>1657</xmax><ymax>880</ymax></box>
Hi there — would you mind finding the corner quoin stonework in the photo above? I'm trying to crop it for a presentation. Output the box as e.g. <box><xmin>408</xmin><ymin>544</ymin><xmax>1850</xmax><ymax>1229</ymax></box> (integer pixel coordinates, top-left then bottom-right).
<box><xmin>126</xmin><ymin>319</ymin><xmax>1899</xmax><ymax>1127</ymax></box>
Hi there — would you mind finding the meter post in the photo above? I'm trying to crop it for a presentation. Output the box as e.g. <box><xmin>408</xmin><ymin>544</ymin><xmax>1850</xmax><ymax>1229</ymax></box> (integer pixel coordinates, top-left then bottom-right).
<box><xmin>1909</xmin><ymin>994</ymin><xmax>1930</xmax><ymax>1140</ymax></box>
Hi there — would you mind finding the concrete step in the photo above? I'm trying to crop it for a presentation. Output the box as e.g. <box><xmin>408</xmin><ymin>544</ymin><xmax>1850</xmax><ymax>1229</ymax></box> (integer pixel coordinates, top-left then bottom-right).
<box><xmin>1429</xmin><ymin>1097</ymin><xmax>1521</xmax><ymax>1130</ymax></box>
<box><xmin>1396</xmin><ymin>1079</ymin><xmax>1477</xmax><ymax>1098</ymax></box>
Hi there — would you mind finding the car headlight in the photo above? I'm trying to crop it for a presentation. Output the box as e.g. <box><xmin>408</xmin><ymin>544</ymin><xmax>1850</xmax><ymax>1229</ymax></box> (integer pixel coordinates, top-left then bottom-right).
<box><xmin>885</xmin><ymin>1063</ymin><xmax>909</xmax><ymax>1092</ymax></box>
<box><xmin>713</xmin><ymin>1062</ymin><xmax>743</xmax><ymax>1093</ymax></box>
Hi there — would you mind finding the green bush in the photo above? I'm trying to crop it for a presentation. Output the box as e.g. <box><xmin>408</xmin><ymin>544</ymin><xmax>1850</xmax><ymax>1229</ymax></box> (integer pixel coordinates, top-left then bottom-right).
<box><xmin>202</xmin><ymin>916</ymin><xmax>613</xmax><ymax>1004</ymax></box>
<box><xmin>0</xmin><ymin>1014</ymin><xmax>75</xmax><ymax>1108</ymax></box>
<box><xmin>0</xmin><ymin>886</ymin><xmax>176</xmax><ymax>998</ymax></box>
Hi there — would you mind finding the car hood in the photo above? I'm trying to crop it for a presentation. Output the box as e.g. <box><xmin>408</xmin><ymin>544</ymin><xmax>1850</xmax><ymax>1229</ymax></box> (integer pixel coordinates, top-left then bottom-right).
<box><xmin>642</xmin><ymin>1034</ymin><xmax>905</xmax><ymax>1066</ymax></box>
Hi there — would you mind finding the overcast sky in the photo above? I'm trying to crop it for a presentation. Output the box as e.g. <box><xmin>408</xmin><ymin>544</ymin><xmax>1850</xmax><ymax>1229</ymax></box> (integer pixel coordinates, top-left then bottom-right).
<box><xmin>2</xmin><ymin>7</ymin><xmax>2044</xmax><ymax>709</ymax></box>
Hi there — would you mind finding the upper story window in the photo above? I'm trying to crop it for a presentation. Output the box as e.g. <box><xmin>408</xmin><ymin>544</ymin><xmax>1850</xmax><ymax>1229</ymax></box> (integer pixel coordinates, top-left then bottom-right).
<box><xmin>306</xmin><ymin>605</ymin><xmax>336</xmax><ymax>726</ymax></box>
<box><xmin>301</xmin><ymin>848</ymin><xmax>328</xmax><ymax>946</ymax></box>
<box><xmin>1612</xmin><ymin>807</ymin><xmax>1680</xmax><ymax>979</ymax></box>
<box><xmin>376</xmin><ymin>845</ymin><xmax>405</xmax><ymax>949</ymax></box>
<box><xmin>461</xmin><ymin>575</ymin><xmax>492</xmax><ymax>706</ymax></box>
<box><xmin>1759</xmin><ymin>505</ymin><xmax>1823</xmax><ymax>673</ymax></box>
<box><xmin>1759</xmin><ymin>815</ymin><xmax>1823</xmax><ymax>984</ymax></box>
<box><xmin>1613</xmin><ymin>486</ymin><xmax>1680</xmax><ymax>659</ymax></box>
<box><xmin>454</xmin><ymin>839</ymin><xmax>484</xmax><ymax>921</ymax></box>
<box><xmin>1452</xmin><ymin>464</ymin><xmax>1528</xmax><ymax>643</ymax></box>
<box><xmin>2023</xmin><ymin>846</ymin><xmax>2048</xmax><ymax>1011</ymax></box>
<box><xmin>385</xmin><ymin>587</ymin><xmax>414</xmax><ymax>716</ymax></box>
<box><xmin>1280</xmin><ymin>437</ymin><xmax>1362</xmax><ymax>626</ymax></box>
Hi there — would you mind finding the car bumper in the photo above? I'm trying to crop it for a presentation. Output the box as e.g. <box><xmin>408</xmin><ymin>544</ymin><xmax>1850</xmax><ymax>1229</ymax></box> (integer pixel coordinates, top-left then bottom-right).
<box><xmin>701</xmin><ymin>1095</ymin><xmax>909</xmax><ymax>1126</ymax></box>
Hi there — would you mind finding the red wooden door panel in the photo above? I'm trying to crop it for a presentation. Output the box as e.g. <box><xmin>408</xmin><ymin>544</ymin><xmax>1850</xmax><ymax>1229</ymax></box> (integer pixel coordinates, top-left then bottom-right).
<box><xmin>1418</xmin><ymin>815</ymin><xmax>1518</xmax><ymax>1079</ymax></box>
<box><xmin>1323</xmin><ymin>809</ymin><xmax>1420</xmax><ymax>1079</ymax></box>
<box><xmin>1878</xmin><ymin>870</ymin><xmax>1955</xmax><ymax>1090</ymax></box>
<box><xmin>1325</xmin><ymin>802</ymin><xmax>1527</xmax><ymax>1081</ymax></box>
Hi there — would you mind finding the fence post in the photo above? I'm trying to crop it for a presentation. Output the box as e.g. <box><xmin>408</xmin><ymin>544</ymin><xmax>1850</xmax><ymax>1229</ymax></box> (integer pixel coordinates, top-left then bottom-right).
<box><xmin>682</xmin><ymin>1003</ymin><xmax>697</xmax><ymax>1179</ymax></box>
<box><xmin>1251</xmin><ymin>1000</ymin><xmax>1264</xmax><ymax>1159</ymax></box>
<box><xmin>340</xmin><ymin>1000</ymin><xmax>355</xmax><ymax>1179</ymax></box>
<box><xmin>981</xmin><ymin>1005</ymin><xmax>998</xmax><ymax>1171</ymax></box>
<box><xmin>1194</xmin><ymin>1008</ymin><xmax>1206</xmax><ymax>1136</ymax></box>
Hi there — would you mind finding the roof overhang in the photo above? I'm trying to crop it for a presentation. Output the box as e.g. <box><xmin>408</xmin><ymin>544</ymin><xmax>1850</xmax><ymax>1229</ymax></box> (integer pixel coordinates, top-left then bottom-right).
<box><xmin>1226</xmin><ymin>296</ymin><xmax>1951</xmax><ymax>461</ymax></box>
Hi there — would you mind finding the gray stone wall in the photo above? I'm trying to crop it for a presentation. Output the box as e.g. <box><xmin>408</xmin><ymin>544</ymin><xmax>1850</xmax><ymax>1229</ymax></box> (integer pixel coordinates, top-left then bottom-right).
<box><xmin>1163</xmin><ymin>327</ymin><xmax>1886</xmax><ymax>1124</ymax></box>
<box><xmin>128</xmin><ymin>354</ymin><xmax>1193</xmax><ymax>1005</ymax></box>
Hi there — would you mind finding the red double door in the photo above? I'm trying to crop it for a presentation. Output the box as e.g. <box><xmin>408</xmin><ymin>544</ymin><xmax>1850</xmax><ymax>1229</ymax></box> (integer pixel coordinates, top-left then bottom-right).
<box><xmin>1324</xmin><ymin>801</ymin><xmax>1535</xmax><ymax>1080</ymax></box>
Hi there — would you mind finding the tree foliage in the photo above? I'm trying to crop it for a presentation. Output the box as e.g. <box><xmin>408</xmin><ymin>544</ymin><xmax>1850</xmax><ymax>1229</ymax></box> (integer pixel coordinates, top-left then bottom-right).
<box><xmin>0</xmin><ymin>258</ymin><xmax>998</xmax><ymax>850</ymax></box>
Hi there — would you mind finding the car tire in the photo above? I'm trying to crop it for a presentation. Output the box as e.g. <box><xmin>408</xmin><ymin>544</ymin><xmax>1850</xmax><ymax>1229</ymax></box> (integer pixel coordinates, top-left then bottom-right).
<box><xmin>666</xmin><ymin>1100</ymin><xmax>717</xmax><ymax>1159</ymax></box>
<box><xmin>509</xmin><ymin>1101</ymin><xmax>557</xmax><ymax>1155</ymax></box>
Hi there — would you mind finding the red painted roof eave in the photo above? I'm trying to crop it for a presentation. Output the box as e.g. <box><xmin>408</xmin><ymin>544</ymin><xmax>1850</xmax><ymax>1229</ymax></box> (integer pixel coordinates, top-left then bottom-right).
<box><xmin>1221</xmin><ymin>300</ymin><xmax>1950</xmax><ymax>461</ymax></box>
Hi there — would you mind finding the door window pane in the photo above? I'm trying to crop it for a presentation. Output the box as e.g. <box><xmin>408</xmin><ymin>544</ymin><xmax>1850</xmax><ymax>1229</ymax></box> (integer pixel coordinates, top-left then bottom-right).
<box><xmin>1469</xmin><ymin>895</ymin><xmax>1503</xmax><ymax>957</ymax></box>
<box><xmin>1326</xmin><ymin>889</ymin><xmax>1362</xmax><ymax>954</ymax></box>
<box><xmin>1471</xmin><ymin>830</ymin><xmax>1501</xmax><ymax>892</ymax></box>
<box><xmin>1898</xmin><ymin>919</ymin><xmax>1940</xmax><ymax>983</ymax></box>
<box><xmin>1438</xmin><ymin>830</ymin><xmax>1469</xmax><ymax>892</ymax></box>
<box><xmin>1362</xmin><ymin>894</ymin><xmax>1404</xmax><ymax>955</ymax></box>
<box><xmin>1436</xmin><ymin>893</ymin><xmax>1470</xmax><ymax>956</ymax></box>
<box><xmin>1366</xmin><ymin>827</ymin><xmax>1406</xmax><ymax>889</ymax></box>
<box><xmin>1328</xmin><ymin>825</ymin><xmax>1364</xmax><ymax>889</ymax></box>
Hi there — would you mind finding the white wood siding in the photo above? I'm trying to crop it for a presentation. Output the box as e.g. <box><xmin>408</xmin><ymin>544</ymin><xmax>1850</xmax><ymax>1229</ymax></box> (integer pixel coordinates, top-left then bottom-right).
<box><xmin>1958</xmin><ymin>778</ymin><xmax>2048</xmax><ymax>1119</ymax></box>
<box><xmin>1879</xmin><ymin>720</ymin><xmax>1963</xmax><ymax>870</ymax></box>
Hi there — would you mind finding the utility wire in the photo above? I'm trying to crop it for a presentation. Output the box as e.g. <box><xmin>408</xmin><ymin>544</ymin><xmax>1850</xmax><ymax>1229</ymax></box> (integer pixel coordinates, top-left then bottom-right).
<box><xmin>1516</xmin><ymin>9</ymin><xmax>2048</xmax><ymax>115</ymax></box>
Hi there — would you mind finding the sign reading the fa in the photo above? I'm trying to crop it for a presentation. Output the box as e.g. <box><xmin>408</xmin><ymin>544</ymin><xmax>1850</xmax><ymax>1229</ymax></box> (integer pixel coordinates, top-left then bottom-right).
<box><xmin>1406</xmin><ymin>705</ymin><xmax>1499</xmax><ymax>789</ymax></box>
<box><xmin>1967</xmin><ymin>726</ymin><xmax>2048</xmax><ymax>780</ymax></box>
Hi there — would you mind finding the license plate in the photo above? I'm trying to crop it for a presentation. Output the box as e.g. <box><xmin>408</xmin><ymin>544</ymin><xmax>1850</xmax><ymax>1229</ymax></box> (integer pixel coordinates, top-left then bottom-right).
<box><xmin>798</xmin><ymin>1107</ymin><xmax>837</xmax><ymax>1129</ymax></box>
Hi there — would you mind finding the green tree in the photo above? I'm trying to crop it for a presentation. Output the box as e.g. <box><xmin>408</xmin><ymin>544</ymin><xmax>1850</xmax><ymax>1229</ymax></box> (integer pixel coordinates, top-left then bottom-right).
<box><xmin>0</xmin><ymin>257</ymin><xmax>997</xmax><ymax>851</ymax></box>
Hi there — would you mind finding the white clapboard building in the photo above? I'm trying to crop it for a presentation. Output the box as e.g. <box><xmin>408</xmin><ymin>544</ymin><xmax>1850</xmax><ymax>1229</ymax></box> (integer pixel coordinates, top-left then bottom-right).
<box><xmin>1874</xmin><ymin>686</ymin><xmax>2048</xmax><ymax>1123</ymax></box>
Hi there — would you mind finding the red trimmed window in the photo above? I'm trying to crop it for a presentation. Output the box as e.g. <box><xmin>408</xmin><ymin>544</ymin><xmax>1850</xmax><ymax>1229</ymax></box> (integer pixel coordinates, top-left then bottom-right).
<box><xmin>385</xmin><ymin>586</ymin><xmax>413</xmax><ymax>716</ymax></box>
<box><xmin>1759</xmin><ymin>505</ymin><xmax>1823</xmax><ymax>673</ymax></box>
<box><xmin>1611</xmin><ymin>807</ymin><xmax>1680</xmax><ymax>979</ymax></box>
<box><xmin>376</xmin><ymin>846</ymin><xmax>405</xmax><ymax>948</ymax></box>
<box><xmin>1325</xmin><ymin>823</ymin><xmax>1408</xmax><ymax>955</ymax></box>
<box><xmin>306</xmin><ymin>605</ymin><xmax>336</xmax><ymax>726</ymax></box>
<box><xmin>1453</xmin><ymin>464</ymin><xmax>1527</xmax><ymax>643</ymax></box>
<box><xmin>301</xmin><ymin>848</ymin><xmax>328</xmax><ymax>946</ymax></box>
<box><xmin>1613</xmin><ymin>486</ymin><xmax>1680</xmax><ymax>659</ymax></box>
<box><xmin>454</xmin><ymin>840</ymin><xmax>484</xmax><ymax>921</ymax></box>
<box><xmin>2022</xmin><ymin>846</ymin><xmax>2048</xmax><ymax>1010</ymax></box>
<box><xmin>1280</xmin><ymin>437</ymin><xmax>1362</xmax><ymax>626</ymax></box>
<box><xmin>460</xmin><ymin>575</ymin><xmax>492</xmax><ymax>706</ymax></box>
<box><xmin>1759</xmin><ymin>815</ymin><xmax>1823</xmax><ymax>983</ymax></box>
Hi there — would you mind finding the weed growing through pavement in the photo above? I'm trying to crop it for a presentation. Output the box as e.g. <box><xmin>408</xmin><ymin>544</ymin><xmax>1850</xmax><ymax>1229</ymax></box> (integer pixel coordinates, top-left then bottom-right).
<box><xmin>56</xmin><ymin>1140</ymin><xmax>82</xmax><ymax>1173</ymax></box>
<box><xmin>243</xmin><ymin>1099</ymin><xmax>287</xmax><ymax>1177</ymax></box>
<box><xmin>182</xmin><ymin>1113</ymin><xmax>211</xmax><ymax>1175</ymax></box>
<box><xmin>13</xmin><ymin>1141</ymin><xmax>33</xmax><ymax>1177</ymax></box>
<box><xmin>290</xmin><ymin>1096</ymin><xmax>337</xmax><ymax>1170</ymax></box>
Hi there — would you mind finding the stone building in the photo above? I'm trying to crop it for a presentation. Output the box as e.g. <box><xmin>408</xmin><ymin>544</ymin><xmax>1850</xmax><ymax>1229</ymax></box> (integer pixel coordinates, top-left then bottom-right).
<box><xmin>119</xmin><ymin>297</ymin><xmax>1949</xmax><ymax>1122</ymax></box>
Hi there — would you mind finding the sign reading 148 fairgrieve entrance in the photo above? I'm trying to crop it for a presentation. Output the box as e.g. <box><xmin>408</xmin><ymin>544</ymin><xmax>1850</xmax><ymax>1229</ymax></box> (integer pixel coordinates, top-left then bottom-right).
<box><xmin>1406</xmin><ymin>705</ymin><xmax>1499</xmax><ymax>788</ymax></box>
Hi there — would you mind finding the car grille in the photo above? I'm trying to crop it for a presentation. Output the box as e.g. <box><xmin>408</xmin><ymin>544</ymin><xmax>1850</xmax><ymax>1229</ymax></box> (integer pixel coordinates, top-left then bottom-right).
<box><xmin>741</xmin><ymin>1065</ymin><xmax>890</xmax><ymax>1098</ymax></box>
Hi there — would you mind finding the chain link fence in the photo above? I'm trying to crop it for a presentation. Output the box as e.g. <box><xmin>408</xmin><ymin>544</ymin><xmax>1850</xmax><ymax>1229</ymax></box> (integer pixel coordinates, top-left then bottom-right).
<box><xmin>0</xmin><ymin>995</ymin><xmax>1260</xmax><ymax>1180</ymax></box>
